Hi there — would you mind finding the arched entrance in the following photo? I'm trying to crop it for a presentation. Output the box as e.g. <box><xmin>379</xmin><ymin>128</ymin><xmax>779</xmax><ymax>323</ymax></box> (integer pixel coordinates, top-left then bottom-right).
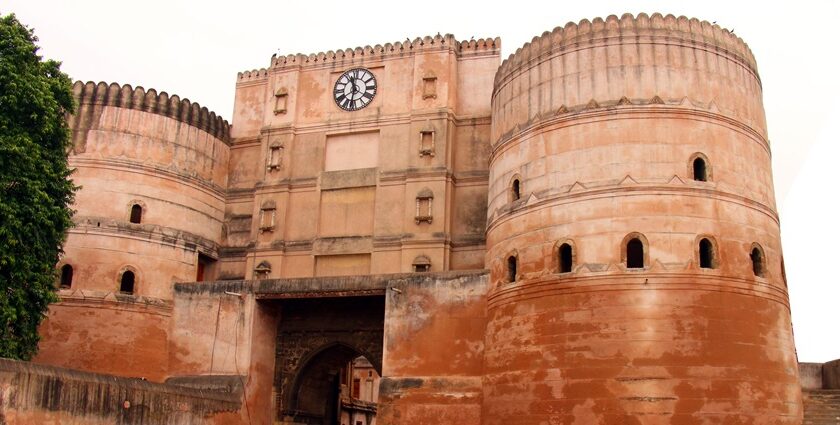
<box><xmin>273</xmin><ymin>296</ymin><xmax>384</xmax><ymax>424</ymax></box>
<box><xmin>287</xmin><ymin>343</ymin><xmax>380</xmax><ymax>425</ymax></box>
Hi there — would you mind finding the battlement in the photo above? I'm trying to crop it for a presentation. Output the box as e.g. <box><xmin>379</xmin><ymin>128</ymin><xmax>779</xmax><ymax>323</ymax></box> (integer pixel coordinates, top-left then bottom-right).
<box><xmin>237</xmin><ymin>34</ymin><xmax>500</xmax><ymax>80</ymax></box>
<box><xmin>495</xmin><ymin>13</ymin><xmax>757</xmax><ymax>88</ymax></box>
<box><xmin>72</xmin><ymin>81</ymin><xmax>231</xmax><ymax>143</ymax></box>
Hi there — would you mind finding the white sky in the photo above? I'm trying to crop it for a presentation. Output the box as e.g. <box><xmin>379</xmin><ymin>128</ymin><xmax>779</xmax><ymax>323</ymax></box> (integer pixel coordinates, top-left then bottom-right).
<box><xmin>5</xmin><ymin>0</ymin><xmax>838</xmax><ymax>362</ymax></box>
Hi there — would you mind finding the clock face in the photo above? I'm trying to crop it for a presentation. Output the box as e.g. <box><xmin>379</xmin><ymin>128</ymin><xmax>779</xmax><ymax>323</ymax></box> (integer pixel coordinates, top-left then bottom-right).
<box><xmin>334</xmin><ymin>68</ymin><xmax>377</xmax><ymax>111</ymax></box>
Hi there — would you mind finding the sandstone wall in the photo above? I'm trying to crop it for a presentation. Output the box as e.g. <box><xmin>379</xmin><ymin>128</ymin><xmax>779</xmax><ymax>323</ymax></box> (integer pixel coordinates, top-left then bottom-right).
<box><xmin>0</xmin><ymin>358</ymin><xmax>239</xmax><ymax>425</ymax></box>
<box><xmin>222</xmin><ymin>36</ymin><xmax>499</xmax><ymax>280</ymax></box>
<box><xmin>484</xmin><ymin>14</ymin><xmax>800</xmax><ymax>424</ymax></box>
<box><xmin>378</xmin><ymin>271</ymin><xmax>488</xmax><ymax>425</ymax></box>
<box><xmin>35</xmin><ymin>82</ymin><xmax>231</xmax><ymax>381</ymax></box>
<box><xmin>165</xmin><ymin>271</ymin><xmax>487</xmax><ymax>425</ymax></box>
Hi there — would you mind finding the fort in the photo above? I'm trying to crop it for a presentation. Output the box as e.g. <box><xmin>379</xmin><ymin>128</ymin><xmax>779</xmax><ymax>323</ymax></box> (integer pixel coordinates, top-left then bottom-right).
<box><xmin>0</xmin><ymin>12</ymin><xmax>830</xmax><ymax>424</ymax></box>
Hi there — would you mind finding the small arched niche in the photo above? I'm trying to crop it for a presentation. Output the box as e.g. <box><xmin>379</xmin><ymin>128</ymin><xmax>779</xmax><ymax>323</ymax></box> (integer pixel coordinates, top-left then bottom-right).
<box><xmin>698</xmin><ymin>237</ymin><xmax>718</xmax><ymax>269</ymax></box>
<box><xmin>509</xmin><ymin>175</ymin><xmax>522</xmax><ymax>202</ymax></box>
<box><xmin>750</xmin><ymin>243</ymin><xmax>766</xmax><ymax>278</ymax></box>
<box><xmin>412</xmin><ymin>255</ymin><xmax>431</xmax><ymax>273</ymax></box>
<box><xmin>59</xmin><ymin>264</ymin><xmax>73</xmax><ymax>289</ymax></box>
<box><xmin>129</xmin><ymin>204</ymin><xmax>143</xmax><ymax>224</ymax></box>
<box><xmin>622</xmin><ymin>233</ymin><xmax>649</xmax><ymax>270</ymax></box>
<box><xmin>506</xmin><ymin>254</ymin><xmax>518</xmax><ymax>283</ymax></box>
<box><xmin>556</xmin><ymin>241</ymin><xmax>574</xmax><ymax>274</ymax></box>
<box><xmin>254</xmin><ymin>261</ymin><xmax>272</xmax><ymax>279</ymax></box>
<box><xmin>118</xmin><ymin>268</ymin><xmax>137</xmax><ymax>294</ymax></box>
<box><xmin>689</xmin><ymin>153</ymin><xmax>711</xmax><ymax>182</ymax></box>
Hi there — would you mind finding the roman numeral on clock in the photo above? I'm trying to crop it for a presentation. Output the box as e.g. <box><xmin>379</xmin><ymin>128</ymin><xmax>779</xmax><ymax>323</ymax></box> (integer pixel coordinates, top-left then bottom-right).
<box><xmin>334</xmin><ymin>68</ymin><xmax>377</xmax><ymax>111</ymax></box>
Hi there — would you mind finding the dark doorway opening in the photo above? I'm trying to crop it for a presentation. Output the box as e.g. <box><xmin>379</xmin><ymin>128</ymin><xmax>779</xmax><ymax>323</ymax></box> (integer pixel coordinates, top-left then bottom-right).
<box><xmin>196</xmin><ymin>253</ymin><xmax>217</xmax><ymax>281</ymax></box>
<box><xmin>129</xmin><ymin>204</ymin><xmax>143</xmax><ymax>224</ymax></box>
<box><xmin>558</xmin><ymin>243</ymin><xmax>573</xmax><ymax>273</ymax></box>
<box><xmin>275</xmin><ymin>296</ymin><xmax>384</xmax><ymax>425</ymax></box>
<box><xmin>693</xmin><ymin>157</ymin><xmax>708</xmax><ymax>182</ymax></box>
<box><xmin>120</xmin><ymin>270</ymin><xmax>135</xmax><ymax>294</ymax></box>
<box><xmin>60</xmin><ymin>264</ymin><xmax>74</xmax><ymax>288</ymax></box>
<box><xmin>699</xmin><ymin>238</ymin><xmax>715</xmax><ymax>269</ymax></box>
<box><xmin>507</xmin><ymin>256</ymin><xmax>517</xmax><ymax>282</ymax></box>
<box><xmin>626</xmin><ymin>238</ymin><xmax>644</xmax><ymax>269</ymax></box>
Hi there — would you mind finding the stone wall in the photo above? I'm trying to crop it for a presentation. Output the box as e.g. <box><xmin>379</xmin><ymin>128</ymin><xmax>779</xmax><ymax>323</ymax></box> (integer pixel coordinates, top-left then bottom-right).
<box><xmin>0</xmin><ymin>358</ymin><xmax>239</xmax><ymax>424</ymax></box>
<box><xmin>801</xmin><ymin>363</ymin><xmax>825</xmax><ymax>390</ymax></box>
<box><xmin>35</xmin><ymin>81</ymin><xmax>231</xmax><ymax>380</ymax></box>
<box><xmin>223</xmin><ymin>35</ymin><xmax>499</xmax><ymax>280</ymax></box>
<box><xmin>378</xmin><ymin>271</ymin><xmax>489</xmax><ymax>425</ymax></box>
<box><xmin>169</xmin><ymin>270</ymin><xmax>488</xmax><ymax>425</ymax></box>
<box><xmin>825</xmin><ymin>360</ymin><xmax>840</xmax><ymax>390</ymax></box>
<box><xmin>802</xmin><ymin>360</ymin><xmax>840</xmax><ymax>390</ymax></box>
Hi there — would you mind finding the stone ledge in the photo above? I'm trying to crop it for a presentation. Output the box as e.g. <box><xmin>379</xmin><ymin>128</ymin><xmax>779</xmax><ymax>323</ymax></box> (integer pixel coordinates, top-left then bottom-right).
<box><xmin>174</xmin><ymin>269</ymin><xmax>489</xmax><ymax>297</ymax></box>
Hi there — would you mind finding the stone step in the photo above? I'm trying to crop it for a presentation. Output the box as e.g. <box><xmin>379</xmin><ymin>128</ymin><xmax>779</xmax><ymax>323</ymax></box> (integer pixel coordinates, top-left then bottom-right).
<box><xmin>804</xmin><ymin>390</ymin><xmax>840</xmax><ymax>424</ymax></box>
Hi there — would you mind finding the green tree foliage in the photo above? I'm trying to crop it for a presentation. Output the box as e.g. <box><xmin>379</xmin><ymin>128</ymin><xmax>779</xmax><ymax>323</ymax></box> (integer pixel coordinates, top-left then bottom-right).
<box><xmin>0</xmin><ymin>13</ymin><xmax>76</xmax><ymax>359</ymax></box>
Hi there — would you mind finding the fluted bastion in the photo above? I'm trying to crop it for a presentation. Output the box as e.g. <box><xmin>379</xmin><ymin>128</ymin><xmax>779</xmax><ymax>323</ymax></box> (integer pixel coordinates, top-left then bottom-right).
<box><xmin>484</xmin><ymin>14</ymin><xmax>800</xmax><ymax>424</ymax></box>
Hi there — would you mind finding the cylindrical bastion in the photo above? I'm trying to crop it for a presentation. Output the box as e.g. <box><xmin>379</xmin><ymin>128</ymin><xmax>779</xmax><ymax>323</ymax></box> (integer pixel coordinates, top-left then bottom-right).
<box><xmin>484</xmin><ymin>13</ymin><xmax>800</xmax><ymax>424</ymax></box>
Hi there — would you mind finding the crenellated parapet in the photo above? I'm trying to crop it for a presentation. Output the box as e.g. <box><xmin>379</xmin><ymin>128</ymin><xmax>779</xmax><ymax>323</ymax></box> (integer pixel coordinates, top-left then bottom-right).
<box><xmin>72</xmin><ymin>81</ymin><xmax>230</xmax><ymax>143</ymax></box>
<box><xmin>238</xmin><ymin>34</ymin><xmax>500</xmax><ymax>75</ymax></box>
<box><xmin>491</xmin><ymin>13</ymin><xmax>767</xmax><ymax>144</ymax></box>
<box><xmin>237</xmin><ymin>68</ymin><xmax>269</xmax><ymax>83</ymax></box>
<box><xmin>495</xmin><ymin>13</ymin><xmax>756</xmax><ymax>88</ymax></box>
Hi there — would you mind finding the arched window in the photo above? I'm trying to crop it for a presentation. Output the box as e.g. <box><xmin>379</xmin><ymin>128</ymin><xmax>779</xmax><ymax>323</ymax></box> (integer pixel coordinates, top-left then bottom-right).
<box><xmin>693</xmin><ymin>158</ymin><xmax>707</xmax><ymax>181</ymax></box>
<box><xmin>129</xmin><ymin>204</ymin><xmax>143</xmax><ymax>224</ymax></box>
<box><xmin>751</xmin><ymin>245</ymin><xmax>765</xmax><ymax>277</ymax></box>
<box><xmin>511</xmin><ymin>178</ymin><xmax>521</xmax><ymax>201</ymax></box>
<box><xmin>690</xmin><ymin>153</ymin><xmax>711</xmax><ymax>182</ymax></box>
<box><xmin>626</xmin><ymin>238</ymin><xmax>644</xmax><ymax>269</ymax></box>
<box><xmin>120</xmin><ymin>270</ymin><xmax>135</xmax><ymax>294</ymax></box>
<box><xmin>558</xmin><ymin>243</ymin><xmax>573</xmax><ymax>273</ymax></box>
<box><xmin>506</xmin><ymin>255</ymin><xmax>517</xmax><ymax>283</ymax></box>
<box><xmin>59</xmin><ymin>264</ymin><xmax>73</xmax><ymax>288</ymax></box>
<box><xmin>699</xmin><ymin>238</ymin><xmax>715</xmax><ymax>269</ymax></box>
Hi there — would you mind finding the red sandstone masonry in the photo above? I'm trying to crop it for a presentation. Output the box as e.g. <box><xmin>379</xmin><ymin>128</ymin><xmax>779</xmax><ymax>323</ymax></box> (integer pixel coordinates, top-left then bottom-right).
<box><xmin>0</xmin><ymin>358</ymin><xmax>239</xmax><ymax>424</ymax></box>
<box><xmin>484</xmin><ymin>13</ymin><xmax>799</xmax><ymax>425</ymax></box>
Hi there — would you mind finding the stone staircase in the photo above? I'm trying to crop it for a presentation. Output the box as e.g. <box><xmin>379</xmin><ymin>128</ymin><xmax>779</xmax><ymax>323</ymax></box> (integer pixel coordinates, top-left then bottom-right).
<box><xmin>804</xmin><ymin>390</ymin><xmax>840</xmax><ymax>424</ymax></box>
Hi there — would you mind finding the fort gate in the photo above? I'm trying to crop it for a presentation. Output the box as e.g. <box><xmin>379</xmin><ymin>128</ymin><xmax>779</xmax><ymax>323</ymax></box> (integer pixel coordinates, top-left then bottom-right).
<box><xmin>31</xmin><ymin>13</ymin><xmax>802</xmax><ymax>425</ymax></box>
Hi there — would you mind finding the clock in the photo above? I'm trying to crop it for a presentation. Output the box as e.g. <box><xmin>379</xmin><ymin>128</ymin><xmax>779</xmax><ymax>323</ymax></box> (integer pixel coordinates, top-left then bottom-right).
<box><xmin>334</xmin><ymin>68</ymin><xmax>377</xmax><ymax>111</ymax></box>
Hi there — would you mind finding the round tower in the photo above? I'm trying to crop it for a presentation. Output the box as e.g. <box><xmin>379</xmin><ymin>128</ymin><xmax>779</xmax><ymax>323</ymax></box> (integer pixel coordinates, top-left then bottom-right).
<box><xmin>35</xmin><ymin>82</ymin><xmax>230</xmax><ymax>381</ymax></box>
<box><xmin>484</xmin><ymin>13</ymin><xmax>800</xmax><ymax>423</ymax></box>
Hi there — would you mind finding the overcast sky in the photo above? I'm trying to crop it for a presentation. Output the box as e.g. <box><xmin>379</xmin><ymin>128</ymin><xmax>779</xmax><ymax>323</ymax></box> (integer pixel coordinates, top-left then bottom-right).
<box><xmin>5</xmin><ymin>0</ymin><xmax>838</xmax><ymax>362</ymax></box>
